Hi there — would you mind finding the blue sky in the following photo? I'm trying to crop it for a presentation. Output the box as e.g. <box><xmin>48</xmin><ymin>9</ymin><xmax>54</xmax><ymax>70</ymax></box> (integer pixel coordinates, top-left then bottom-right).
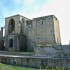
<box><xmin>0</xmin><ymin>0</ymin><xmax>70</xmax><ymax>44</ymax></box>
<box><xmin>0</xmin><ymin>0</ymin><xmax>48</xmax><ymax>27</ymax></box>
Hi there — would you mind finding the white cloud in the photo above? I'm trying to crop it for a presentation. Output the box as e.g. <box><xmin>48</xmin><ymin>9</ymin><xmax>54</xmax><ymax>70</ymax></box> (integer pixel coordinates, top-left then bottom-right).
<box><xmin>24</xmin><ymin>0</ymin><xmax>35</xmax><ymax>5</ymax></box>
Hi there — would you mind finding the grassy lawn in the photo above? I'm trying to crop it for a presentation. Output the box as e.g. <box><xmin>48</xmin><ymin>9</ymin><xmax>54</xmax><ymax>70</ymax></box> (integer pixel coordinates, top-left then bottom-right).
<box><xmin>0</xmin><ymin>63</ymin><xmax>37</xmax><ymax>70</ymax></box>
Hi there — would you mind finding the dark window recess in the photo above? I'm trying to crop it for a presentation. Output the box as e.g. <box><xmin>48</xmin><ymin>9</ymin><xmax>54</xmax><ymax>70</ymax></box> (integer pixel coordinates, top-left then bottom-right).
<box><xmin>13</xmin><ymin>62</ymin><xmax>16</xmax><ymax>65</ymax></box>
<box><xmin>41</xmin><ymin>21</ymin><xmax>43</xmax><ymax>24</ymax></box>
<box><xmin>27</xmin><ymin>59</ymin><xmax>29</xmax><ymax>63</ymax></box>
<box><xmin>9</xmin><ymin>39</ymin><xmax>13</xmax><ymax>47</ymax></box>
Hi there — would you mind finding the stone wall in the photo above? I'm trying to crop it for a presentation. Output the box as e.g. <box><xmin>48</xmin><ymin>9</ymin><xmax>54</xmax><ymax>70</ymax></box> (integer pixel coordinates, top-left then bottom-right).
<box><xmin>29</xmin><ymin>15</ymin><xmax>61</xmax><ymax>47</ymax></box>
<box><xmin>5</xmin><ymin>15</ymin><xmax>29</xmax><ymax>36</ymax></box>
<box><xmin>0</xmin><ymin>39</ymin><xmax>4</xmax><ymax>50</ymax></box>
<box><xmin>0</xmin><ymin>56</ymin><xmax>41</xmax><ymax>68</ymax></box>
<box><xmin>0</xmin><ymin>27</ymin><xmax>3</xmax><ymax>38</ymax></box>
<box><xmin>4</xmin><ymin>34</ymin><xmax>27</xmax><ymax>52</ymax></box>
<box><xmin>0</xmin><ymin>55</ymin><xmax>70</xmax><ymax>69</ymax></box>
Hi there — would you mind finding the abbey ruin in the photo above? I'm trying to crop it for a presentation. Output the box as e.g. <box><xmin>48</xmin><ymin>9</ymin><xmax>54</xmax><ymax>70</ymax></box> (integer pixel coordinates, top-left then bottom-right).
<box><xmin>0</xmin><ymin>14</ymin><xmax>70</xmax><ymax>70</ymax></box>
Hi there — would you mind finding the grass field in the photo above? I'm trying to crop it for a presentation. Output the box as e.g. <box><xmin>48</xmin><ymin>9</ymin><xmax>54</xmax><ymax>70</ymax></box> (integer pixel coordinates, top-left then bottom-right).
<box><xmin>0</xmin><ymin>63</ymin><xmax>68</xmax><ymax>70</ymax></box>
<box><xmin>0</xmin><ymin>63</ymin><xmax>38</xmax><ymax>70</ymax></box>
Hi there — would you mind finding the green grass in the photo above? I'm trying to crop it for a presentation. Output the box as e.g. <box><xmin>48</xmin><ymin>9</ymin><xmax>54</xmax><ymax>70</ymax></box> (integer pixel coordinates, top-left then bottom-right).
<box><xmin>0</xmin><ymin>63</ymin><xmax>37</xmax><ymax>70</ymax></box>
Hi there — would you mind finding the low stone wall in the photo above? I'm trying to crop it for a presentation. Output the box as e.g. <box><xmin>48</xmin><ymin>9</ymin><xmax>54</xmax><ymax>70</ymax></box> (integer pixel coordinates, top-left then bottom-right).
<box><xmin>0</xmin><ymin>56</ymin><xmax>42</xmax><ymax>68</ymax></box>
<box><xmin>0</xmin><ymin>55</ymin><xmax>70</xmax><ymax>69</ymax></box>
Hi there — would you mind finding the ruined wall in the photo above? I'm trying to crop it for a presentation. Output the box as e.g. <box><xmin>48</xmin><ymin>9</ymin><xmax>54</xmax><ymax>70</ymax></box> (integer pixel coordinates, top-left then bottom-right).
<box><xmin>0</xmin><ymin>27</ymin><xmax>3</xmax><ymax>38</ymax></box>
<box><xmin>4</xmin><ymin>34</ymin><xmax>27</xmax><ymax>52</ymax></box>
<box><xmin>0</xmin><ymin>27</ymin><xmax>4</xmax><ymax>50</ymax></box>
<box><xmin>28</xmin><ymin>15</ymin><xmax>61</xmax><ymax>47</ymax></box>
<box><xmin>4</xmin><ymin>14</ymin><xmax>61</xmax><ymax>51</ymax></box>
<box><xmin>5</xmin><ymin>15</ymin><xmax>29</xmax><ymax>36</ymax></box>
<box><xmin>5</xmin><ymin>15</ymin><xmax>20</xmax><ymax>36</ymax></box>
<box><xmin>5</xmin><ymin>15</ymin><xmax>32</xmax><ymax>51</ymax></box>
<box><xmin>29</xmin><ymin>15</ymin><xmax>55</xmax><ymax>47</ymax></box>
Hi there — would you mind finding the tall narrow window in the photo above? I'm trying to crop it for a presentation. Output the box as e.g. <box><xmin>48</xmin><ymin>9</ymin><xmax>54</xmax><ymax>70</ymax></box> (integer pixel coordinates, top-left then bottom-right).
<box><xmin>9</xmin><ymin>39</ymin><xmax>13</xmax><ymax>47</ymax></box>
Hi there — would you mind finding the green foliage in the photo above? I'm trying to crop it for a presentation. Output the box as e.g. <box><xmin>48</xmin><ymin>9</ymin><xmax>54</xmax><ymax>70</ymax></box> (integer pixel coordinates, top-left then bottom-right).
<box><xmin>68</xmin><ymin>65</ymin><xmax>70</xmax><ymax>70</ymax></box>
<box><xmin>39</xmin><ymin>66</ymin><xmax>65</xmax><ymax>70</ymax></box>
<box><xmin>0</xmin><ymin>63</ymin><xmax>69</xmax><ymax>70</ymax></box>
<box><xmin>0</xmin><ymin>63</ymin><xmax>36</xmax><ymax>70</ymax></box>
<box><xmin>39</xmin><ymin>66</ymin><xmax>54</xmax><ymax>70</ymax></box>
<box><xmin>56</xmin><ymin>66</ymin><xmax>64</xmax><ymax>70</ymax></box>
<box><xmin>39</xmin><ymin>66</ymin><xmax>43</xmax><ymax>70</ymax></box>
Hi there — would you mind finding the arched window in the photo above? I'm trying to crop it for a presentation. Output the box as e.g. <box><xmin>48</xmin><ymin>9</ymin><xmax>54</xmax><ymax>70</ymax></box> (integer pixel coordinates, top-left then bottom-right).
<box><xmin>8</xmin><ymin>18</ymin><xmax>15</xmax><ymax>34</ymax></box>
<box><xmin>9</xmin><ymin>39</ymin><xmax>13</xmax><ymax>47</ymax></box>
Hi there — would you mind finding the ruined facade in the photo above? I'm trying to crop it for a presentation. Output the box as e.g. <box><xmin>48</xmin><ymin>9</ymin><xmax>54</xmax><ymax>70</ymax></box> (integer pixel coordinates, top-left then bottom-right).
<box><xmin>4</xmin><ymin>14</ymin><xmax>61</xmax><ymax>52</ymax></box>
<box><xmin>0</xmin><ymin>14</ymin><xmax>69</xmax><ymax>70</ymax></box>
<box><xmin>5</xmin><ymin>15</ymin><xmax>29</xmax><ymax>51</ymax></box>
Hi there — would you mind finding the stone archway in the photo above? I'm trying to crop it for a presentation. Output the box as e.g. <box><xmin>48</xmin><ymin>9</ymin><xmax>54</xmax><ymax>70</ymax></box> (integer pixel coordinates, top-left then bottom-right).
<box><xmin>8</xmin><ymin>18</ymin><xmax>15</xmax><ymax>34</ymax></box>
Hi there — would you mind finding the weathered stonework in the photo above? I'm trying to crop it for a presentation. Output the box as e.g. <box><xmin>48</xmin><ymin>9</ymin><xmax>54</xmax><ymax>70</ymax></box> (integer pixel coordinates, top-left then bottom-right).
<box><xmin>4</xmin><ymin>34</ymin><xmax>27</xmax><ymax>52</ymax></box>
<box><xmin>0</xmin><ymin>14</ymin><xmax>69</xmax><ymax>70</ymax></box>
<box><xmin>5</xmin><ymin>15</ymin><xmax>61</xmax><ymax>52</ymax></box>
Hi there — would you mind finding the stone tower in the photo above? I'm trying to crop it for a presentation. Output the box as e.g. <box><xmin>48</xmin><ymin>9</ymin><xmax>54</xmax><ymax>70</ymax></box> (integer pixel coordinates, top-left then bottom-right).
<box><xmin>29</xmin><ymin>15</ymin><xmax>61</xmax><ymax>47</ymax></box>
<box><xmin>5</xmin><ymin>14</ymin><xmax>29</xmax><ymax>52</ymax></box>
